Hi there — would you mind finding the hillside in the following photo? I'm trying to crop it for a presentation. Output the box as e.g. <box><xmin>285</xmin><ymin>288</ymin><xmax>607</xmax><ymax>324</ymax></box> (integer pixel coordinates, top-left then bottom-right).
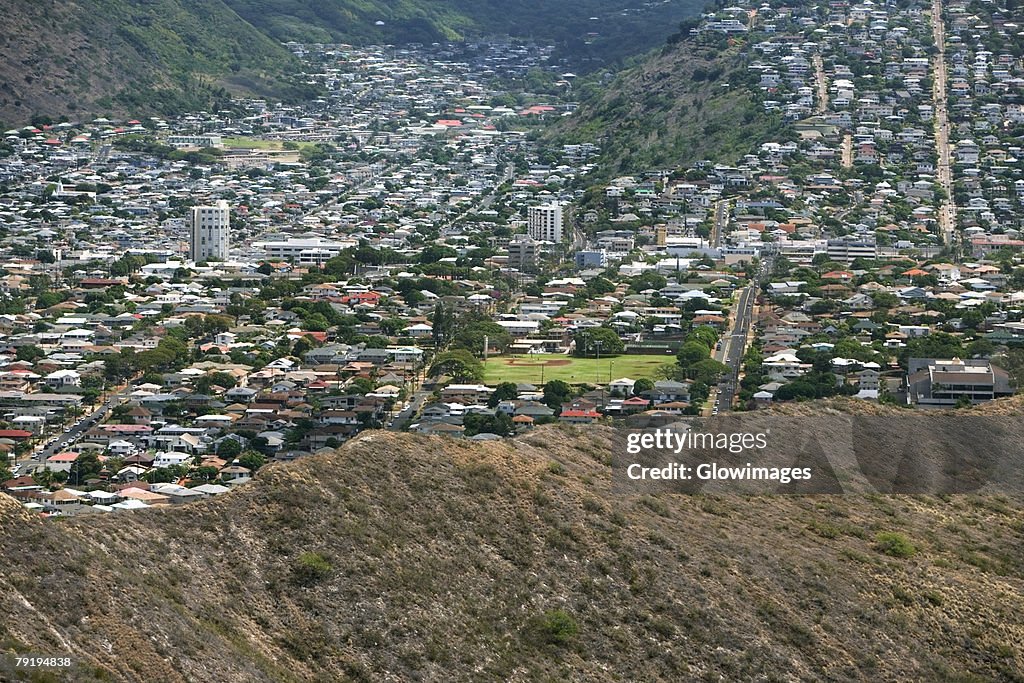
<box><xmin>0</xmin><ymin>0</ymin><xmax>704</xmax><ymax>125</ymax></box>
<box><xmin>223</xmin><ymin>0</ymin><xmax>705</xmax><ymax>68</ymax></box>
<box><xmin>1</xmin><ymin>420</ymin><xmax>1023</xmax><ymax>681</ymax></box>
<box><xmin>553</xmin><ymin>37</ymin><xmax>791</xmax><ymax>174</ymax></box>
<box><xmin>0</xmin><ymin>0</ymin><xmax>314</xmax><ymax>125</ymax></box>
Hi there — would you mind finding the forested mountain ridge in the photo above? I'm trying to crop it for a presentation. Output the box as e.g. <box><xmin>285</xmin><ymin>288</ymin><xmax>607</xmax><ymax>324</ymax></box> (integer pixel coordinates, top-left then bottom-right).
<box><xmin>224</xmin><ymin>0</ymin><xmax>705</xmax><ymax>68</ymax></box>
<box><xmin>0</xmin><ymin>0</ymin><xmax>704</xmax><ymax>125</ymax></box>
<box><xmin>0</xmin><ymin>0</ymin><xmax>318</xmax><ymax>125</ymax></box>
<box><xmin>553</xmin><ymin>30</ymin><xmax>791</xmax><ymax>174</ymax></box>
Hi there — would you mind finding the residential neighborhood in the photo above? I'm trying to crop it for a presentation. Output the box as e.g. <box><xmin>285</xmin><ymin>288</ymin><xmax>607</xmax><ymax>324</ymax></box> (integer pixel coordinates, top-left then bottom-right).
<box><xmin>2</xmin><ymin>0</ymin><xmax>1024</xmax><ymax>517</ymax></box>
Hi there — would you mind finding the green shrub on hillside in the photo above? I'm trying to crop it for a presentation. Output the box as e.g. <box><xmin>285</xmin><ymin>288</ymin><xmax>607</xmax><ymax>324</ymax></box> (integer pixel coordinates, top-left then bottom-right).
<box><xmin>875</xmin><ymin>532</ymin><xmax>916</xmax><ymax>558</ymax></box>
<box><xmin>528</xmin><ymin>609</ymin><xmax>579</xmax><ymax>646</ymax></box>
<box><xmin>291</xmin><ymin>551</ymin><xmax>333</xmax><ymax>586</ymax></box>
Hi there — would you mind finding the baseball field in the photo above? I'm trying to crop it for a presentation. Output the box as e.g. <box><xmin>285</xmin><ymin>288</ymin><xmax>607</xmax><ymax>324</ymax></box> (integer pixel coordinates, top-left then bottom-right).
<box><xmin>482</xmin><ymin>354</ymin><xmax>671</xmax><ymax>385</ymax></box>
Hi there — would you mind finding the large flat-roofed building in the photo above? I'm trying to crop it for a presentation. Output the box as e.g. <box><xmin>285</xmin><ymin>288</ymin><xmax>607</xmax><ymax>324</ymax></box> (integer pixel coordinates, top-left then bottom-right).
<box><xmin>905</xmin><ymin>357</ymin><xmax>1013</xmax><ymax>406</ymax></box>
<box><xmin>575</xmin><ymin>250</ymin><xmax>607</xmax><ymax>270</ymax></box>
<box><xmin>775</xmin><ymin>239</ymin><xmax>822</xmax><ymax>264</ymax></box>
<box><xmin>507</xmin><ymin>235</ymin><xmax>539</xmax><ymax>272</ymax></box>
<box><xmin>826</xmin><ymin>238</ymin><xmax>876</xmax><ymax>263</ymax></box>
<box><xmin>257</xmin><ymin>237</ymin><xmax>358</xmax><ymax>265</ymax></box>
<box><xmin>167</xmin><ymin>134</ymin><xmax>223</xmax><ymax>149</ymax></box>
<box><xmin>189</xmin><ymin>201</ymin><xmax>230</xmax><ymax>262</ymax></box>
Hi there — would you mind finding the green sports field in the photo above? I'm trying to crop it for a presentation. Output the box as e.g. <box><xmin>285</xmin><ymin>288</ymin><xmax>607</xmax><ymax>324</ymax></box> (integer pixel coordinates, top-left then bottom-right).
<box><xmin>222</xmin><ymin>137</ymin><xmax>315</xmax><ymax>150</ymax></box>
<box><xmin>483</xmin><ymin>354</ymin><xmax>672</xmax><ymax>386</ymax></box>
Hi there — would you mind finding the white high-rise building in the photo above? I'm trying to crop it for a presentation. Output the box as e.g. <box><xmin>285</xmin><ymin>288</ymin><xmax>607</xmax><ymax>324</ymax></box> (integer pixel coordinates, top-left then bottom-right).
<box><xmin>190</xmin><ymin>201</ymin><xmax>230</xmax><ymax>262</ymax></box>
<box><xmin>527</xmin><ymin>203</ymin><xmax>564</xmax><ymax>243</ymax></box>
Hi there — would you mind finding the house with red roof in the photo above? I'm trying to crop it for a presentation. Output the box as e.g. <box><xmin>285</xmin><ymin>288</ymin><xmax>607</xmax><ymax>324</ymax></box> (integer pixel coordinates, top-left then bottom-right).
<box><xmin>341</xmin><ymin>291</ymin><xmax>381</xmax><ymax>306</ymax></box>
<box><xmin>821</xmin><ymin>270</ymin><xmax>854</xmax><ymax>281</ymax></box>
<box><xmin>902</xmin><ymin>268</ymin><xmax>930</xmax><ymax>278</ymax></box>
<box><xmin>558</xmin><ymin>409</ymin><xmax>601</xmax><ymax>424</ymax></box>
<box><xmin>287</xmin><ymin>330</ymin><xmax>328</xmax><ymax>344</ymax></box>
<box><xmin>45</xmin><ymin>452</ymin><xmax>80</xmax><ymax>473</ymax></box>
<box><xmin>620</xmin><ymin>396</ymin><xmax>651</xmax><ymax>413</ymax></box>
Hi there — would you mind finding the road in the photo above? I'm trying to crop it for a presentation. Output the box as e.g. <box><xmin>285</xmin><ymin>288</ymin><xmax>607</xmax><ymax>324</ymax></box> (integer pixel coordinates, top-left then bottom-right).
<box><xmin>570</xmin><ymin>221</ymin><xmax>586</xmax><ymax>253</ymax></box>
<box><xmin>710</xmin><ymin>199</ymin><xmax>729</xmax><ymax>249</ymax></box>
<box><xmin>433</xmin><ymin>154</ymin><xmax>516</xmax><ymax>233</ymax></box>
<box><xmin>709</xmin><ymin>257</ymin><xmax>770</xmax><ymax>413</ymax></box>
<box><xmin>931</xmin><ymin>0</ymin><xmax>957</xmax><ymax>256</ymax></box>
<box><xmin>389</xmin><ymin>384</ymin><xmax>432</xmax><ymax>431</ymax></box>
<box><xmin>91</xmin><ymin>144</ymin><xmax>112</xmax><ymax>166</ymax></box>
<box><xmin>711</xmin><ymin>285</ymin><xmax>755</xmax><ymax>413</ymax></box>
<box><xmin>18</xmin><ymin>386</ymin><xmax>132</xmax><ymax>473</ymax></box>
<box><xmin>812</xmin><ymin>53</ymin><xmax>829</xmax><ymax>114</ymax></box>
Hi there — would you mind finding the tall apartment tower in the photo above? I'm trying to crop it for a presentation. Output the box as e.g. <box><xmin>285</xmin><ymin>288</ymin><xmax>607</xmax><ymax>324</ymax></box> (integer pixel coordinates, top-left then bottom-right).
<box><xmin>190</xmin><ymin>201</ymin><xmax>230</xmax><ymax>262</ymax></box>
<box><xmin>527</xmin><ymin>203</ymin><xmax>564</xmax><ymax>243</ymax></box>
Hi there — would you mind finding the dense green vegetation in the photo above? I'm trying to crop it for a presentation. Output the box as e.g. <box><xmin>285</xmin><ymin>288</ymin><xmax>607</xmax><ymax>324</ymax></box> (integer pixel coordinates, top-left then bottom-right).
<box><xmin>1</xmin><ymin>0</ymin><xmax>707</xmax><ymax>121</ymax></box>
<box><xmin>91</xmin><ymin>0</ymin><xmax>316</xmax><ymax>106</ymax></box>
<box><xmin>224</xmin><ymin>0</ymin><xmax>474</xmax><ymax>44</ymax></box>
<box><xmin>225</xmin><ymin>0</ymin><xmax>705</xmax><ymax>69</ymax></box>
<box><xmin>0</xmin><ymin>0</ymin><xmax>317</xmax><ymax>121</ymax></box>
<box><xmin>552</xmin><ymin>30</ymin><xmax>791</xmax><ymax>174</ymax></box>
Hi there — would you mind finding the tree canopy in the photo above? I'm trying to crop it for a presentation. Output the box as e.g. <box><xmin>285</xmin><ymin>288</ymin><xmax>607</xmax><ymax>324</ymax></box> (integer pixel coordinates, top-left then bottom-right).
<box><xmin>573</xmin><ymin>327</ymin><xmax>624</xmax><ymax>357</ymax></box>
<box><xmin>429</xmin><ymin>349</ymin><xmax>484</xmax><ymax>382</ymax></box>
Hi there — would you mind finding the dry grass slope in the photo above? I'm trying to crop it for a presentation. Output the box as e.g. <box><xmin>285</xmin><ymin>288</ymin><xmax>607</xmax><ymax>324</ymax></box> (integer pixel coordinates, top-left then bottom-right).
<box><xmin>0</xmin><ymin>417</ymin><xmax>1022</xmax><ymax>681</ymax></box>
